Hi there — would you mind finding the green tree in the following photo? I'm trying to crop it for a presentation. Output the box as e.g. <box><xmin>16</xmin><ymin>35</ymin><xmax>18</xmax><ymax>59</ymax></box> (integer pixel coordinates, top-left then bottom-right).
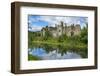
<box><xmin>43</xmin><ymin>26</ymin><xmax>52</xmax><ymax>40</ymax></box>
<box><xmin>80</xmin><ymin>24</ymin><xmax>88</xmax><ymax>44</ymax></box>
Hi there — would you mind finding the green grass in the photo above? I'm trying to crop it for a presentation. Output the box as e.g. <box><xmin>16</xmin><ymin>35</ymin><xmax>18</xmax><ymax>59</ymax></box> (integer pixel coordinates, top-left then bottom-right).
<box><xmin>32</xmin><ymin>40</ymin><xmax>87</xmax><ymax>49</ymax></box>
<box><xmin>28</xmin><ymin>54</ymin><xmax>41</xmax><ymax>60</ymax></box>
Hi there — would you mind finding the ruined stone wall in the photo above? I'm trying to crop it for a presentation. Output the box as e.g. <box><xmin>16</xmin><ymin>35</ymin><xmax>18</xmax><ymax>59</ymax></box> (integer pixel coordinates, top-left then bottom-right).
<box><xmin>41</xmin><ymin>22</ymin><xmax>81</xmax><ymax>37</ymax></box>
<box><xmin>73</xmin><ymin>25</ymin><xmax>81</xmax><ymax>36</ymax></box>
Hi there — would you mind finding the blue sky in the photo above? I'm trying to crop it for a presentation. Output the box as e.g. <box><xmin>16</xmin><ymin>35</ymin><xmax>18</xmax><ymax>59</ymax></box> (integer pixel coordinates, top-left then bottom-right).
<box><xmin>28</xmin><ymin>15</ymin><xmax>88</xmax><ymax>32</ymax></box>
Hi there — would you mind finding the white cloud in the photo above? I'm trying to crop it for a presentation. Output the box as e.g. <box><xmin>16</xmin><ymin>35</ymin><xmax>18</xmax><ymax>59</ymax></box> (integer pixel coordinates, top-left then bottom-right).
<box><xmin>37</xmin><ymin>16</ymin><xmax>86</xmax><ymax>27</ymax></box>
<box><xmin>28</xmin><ymin>17</ymin><xmax>37</xmax><ymax>23</ymax></box>
<box><xmin>39</xmin><ymin>16</ymin><xmax>58</xmax><ymax>26</ymax></box>
<box><xmin>29</xmin><ymin>15</ymin><xmax>88</xmax><ymax>30</ymax></box>
<box><xmin>28</xmin><ymin>25</ymin><xmax>43</xmax><ymax>32</ymax></box>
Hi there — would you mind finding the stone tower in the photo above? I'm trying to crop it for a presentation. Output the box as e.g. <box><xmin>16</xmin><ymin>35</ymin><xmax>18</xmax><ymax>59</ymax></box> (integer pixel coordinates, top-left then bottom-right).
<box><xmin>56</xmin><ymin>21</ymin><xmax>64</xmax><ymax>37</ymax></box>
<box><xmin>74</xmin><ymin>24</ymin><xmax>81</xmax><ymax>35</ymax></box>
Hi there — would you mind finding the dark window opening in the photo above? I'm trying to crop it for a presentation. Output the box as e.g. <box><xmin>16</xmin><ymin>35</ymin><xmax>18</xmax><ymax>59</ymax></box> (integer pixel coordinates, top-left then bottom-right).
<box><xmin>71</xmin><ymin>31</ymin><xmax>74</xmax><ymax>36</ymax></box>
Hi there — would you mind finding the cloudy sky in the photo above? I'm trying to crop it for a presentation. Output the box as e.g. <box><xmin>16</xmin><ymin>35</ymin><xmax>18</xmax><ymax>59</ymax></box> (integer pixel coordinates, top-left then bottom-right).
<box><xmin>28</xmin><ymin>15</ymin><xmax>88</xmax><ymax>32</ymax></box>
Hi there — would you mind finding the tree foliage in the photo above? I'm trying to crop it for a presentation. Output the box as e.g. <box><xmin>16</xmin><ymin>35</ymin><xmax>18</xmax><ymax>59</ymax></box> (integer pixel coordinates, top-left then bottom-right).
<box><xmin>80</xmin><ymin>25</ymin><xmax>88</xmax><ymax>44</ymax></box>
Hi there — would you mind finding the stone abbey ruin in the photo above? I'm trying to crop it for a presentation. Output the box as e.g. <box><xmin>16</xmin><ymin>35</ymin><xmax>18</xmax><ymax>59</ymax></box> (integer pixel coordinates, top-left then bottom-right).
<box><xmin>41</xmin><ymin>21</ymin><xmax>81</xmax><ymax>37</ymax></box>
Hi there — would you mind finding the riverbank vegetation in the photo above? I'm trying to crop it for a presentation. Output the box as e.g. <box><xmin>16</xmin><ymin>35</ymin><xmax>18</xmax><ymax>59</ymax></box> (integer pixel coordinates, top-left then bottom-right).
<box><xmin>28</xmin><ymin>25</ymin><xmax>88</xmax><ymax>49</ymax></box>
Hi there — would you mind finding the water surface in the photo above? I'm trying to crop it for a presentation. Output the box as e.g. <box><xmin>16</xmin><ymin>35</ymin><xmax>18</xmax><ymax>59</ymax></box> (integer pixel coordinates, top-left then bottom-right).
<box><xmin>28</xmin><ymin>43</ymin><xmax>87</xmax><ymax>60</ymax></box>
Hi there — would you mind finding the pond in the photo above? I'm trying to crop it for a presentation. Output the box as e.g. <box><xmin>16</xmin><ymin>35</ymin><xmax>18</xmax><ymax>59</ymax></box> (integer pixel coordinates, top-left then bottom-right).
<box><xmin>28</xmin><ymin>43</ymin><xmax>87</xmax><ymax>60</ymax></box>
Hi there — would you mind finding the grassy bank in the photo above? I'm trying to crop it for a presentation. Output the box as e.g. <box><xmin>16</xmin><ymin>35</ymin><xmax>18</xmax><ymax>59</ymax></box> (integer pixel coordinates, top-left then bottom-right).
<box><xmin>32</xmin><ymin>40</ymin><xmax>87</xmax><ymax>49</ymax></box>
<box><xmin>28</xmin><ymin>54</ymin><xmax>41</xmax><ymax>60</ymax></box>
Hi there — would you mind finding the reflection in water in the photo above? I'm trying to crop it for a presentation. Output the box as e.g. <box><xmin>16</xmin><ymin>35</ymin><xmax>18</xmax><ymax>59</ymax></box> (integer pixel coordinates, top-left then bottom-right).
<box><xmin>28</xmin><ymin>43</ymin><xmax>87</xmax><ymax>60</ymax></box>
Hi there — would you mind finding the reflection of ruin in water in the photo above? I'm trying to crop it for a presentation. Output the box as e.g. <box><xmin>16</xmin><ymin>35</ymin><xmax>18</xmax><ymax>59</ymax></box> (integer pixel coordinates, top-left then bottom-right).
<box><xmin>28</xmin><ymin>43</ymin><xmax>88</xmax><ymax>60</ymax></box>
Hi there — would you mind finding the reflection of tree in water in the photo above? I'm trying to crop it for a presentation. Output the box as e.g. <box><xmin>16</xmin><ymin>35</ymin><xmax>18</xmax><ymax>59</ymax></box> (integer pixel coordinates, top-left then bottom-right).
<box><xmin>42</xmin><ymin>44</ymin><xmax>55</xmax><ymax>53</ymax></box>
<box><xmin>29</xmin><ymin>43</ymin><xmax>87</xmax><ymax>58</ymax></box>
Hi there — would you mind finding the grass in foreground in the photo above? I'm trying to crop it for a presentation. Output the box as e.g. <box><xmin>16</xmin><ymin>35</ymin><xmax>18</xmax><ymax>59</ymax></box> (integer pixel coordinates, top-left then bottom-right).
<box><xmin>32</xmin><ymin>40</ymin><xmax>87</xmax><ymax>49</ymax></box>
<box><xmin>28</xmin><ymin>54</ymin><xmax>41</xmax><ymax>60</ymax></box>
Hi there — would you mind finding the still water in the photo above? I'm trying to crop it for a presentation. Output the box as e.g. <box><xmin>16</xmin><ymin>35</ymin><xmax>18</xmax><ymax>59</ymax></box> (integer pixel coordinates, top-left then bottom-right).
<box><xmin>28</xmin><ymin>44</ymin><xmax>87</xmax><ymax>60</ymax></box>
